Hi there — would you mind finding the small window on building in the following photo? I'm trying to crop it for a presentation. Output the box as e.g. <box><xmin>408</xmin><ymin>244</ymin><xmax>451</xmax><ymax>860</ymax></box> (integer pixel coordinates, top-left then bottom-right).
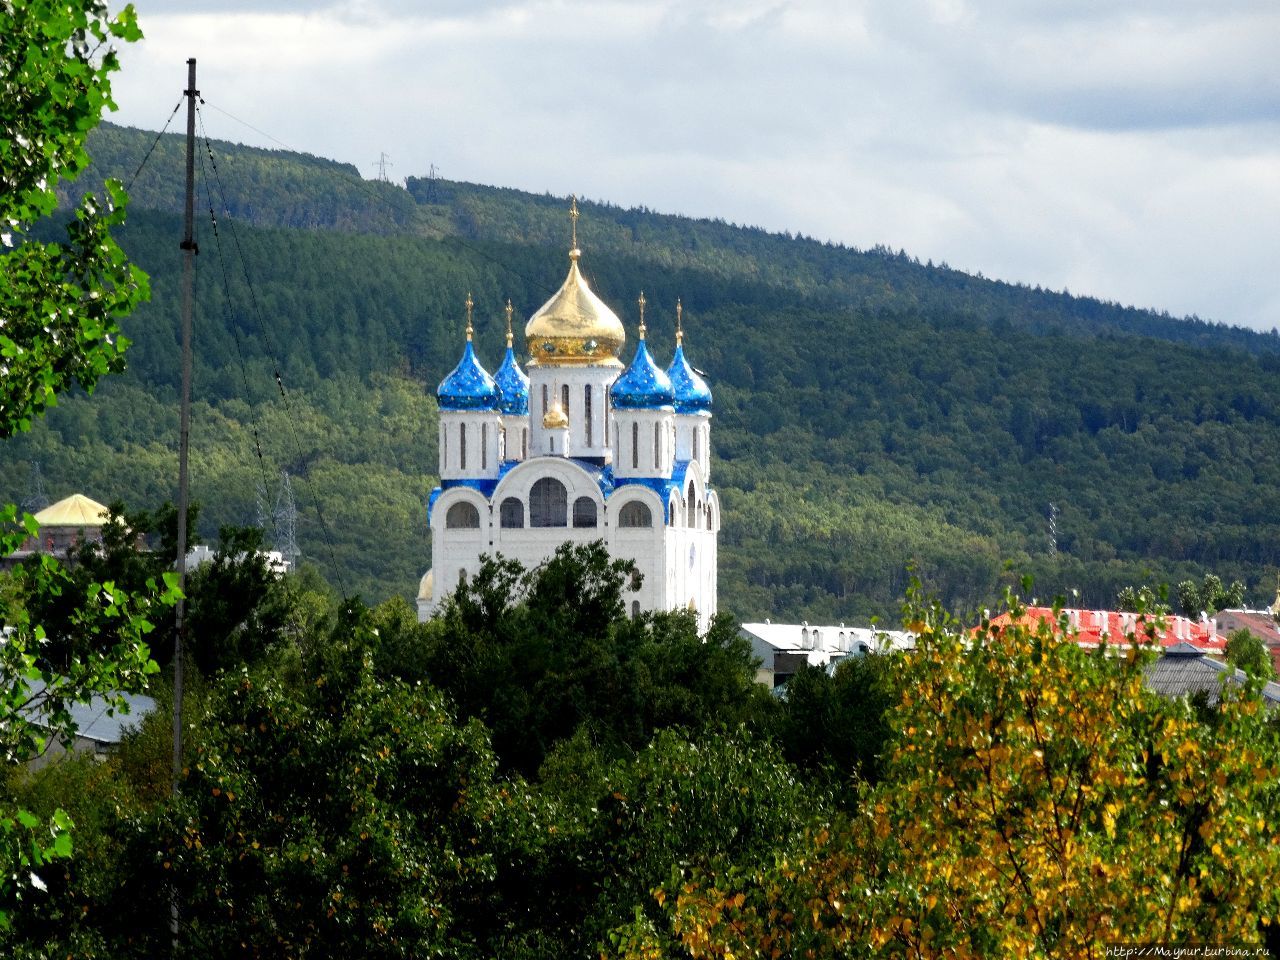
<box><xmin>542</xmin><ymin>384</ymin><xmax>548</xmax><ymax>415</ymax></box>
<box><xmin>585</xmin><ymin>384</ymin><xmax>593</xmax><ymax>447</ymax></box>
<box><xmin>631</xmin><ymin>421</ymin><xmax>639</xmax><ymax>469</ymax></box>
<box><xmin>706</xmin><ymin>505</ymin><xmax>713</xmax><ymax>530</ymax></box>
<box><xmin>530</xmin><ymin>477</ymin><xmax>568</xmax><ymax>527</ymax></box>
<box><xmin>459</xmin><ymin>422</ymin><xmax>467</xmax><ymax>470</ymax></box>
<box><xmin>481</xmin><ymin>423</ymin><xmax>488</xmax><ymax>470</ymax></box>
<box><xmin>446</xmin><ymin>502</ymin><xmax>480</xmax><ymax>529</ymax></box>
<box><xmin>572</xmin><ymin>496</ymin><xmax>597</xmax><ymax>528</ymax></box>
<box><xmin>654</xmin><ymin>423</ymin><xmax>660</xmax><ymax>468</ymax></box>
<box><xmin>562</xmin><ymin>384</ymin><xmax>570</xmax><ymax>420</ymax></box>
<box><xmin>632</xmin><ymin>600</ymin><xmax>640</xmax><ymax>618</ymax></box>
<box><xmin>617</xmin><ymin>500</ymin><xmax>652</xmax><ymax>528</ymax></box>
<box><xmin>499</xmin><ymin>497</ymin><xmax>524</xmax><ymax>529</ymax></box>
<box><xmin>693</xmin><ymin>426</ymin><xmax>699</xmax><ymax>462</ymax></box>
<box><xmin>687</xmin><ymin>487</ymin><xmax>696</xmax><ymax>527</ymax></box>
<box><xmin>522</xmin><ymin>428</ymin><xmax>528</xmax><ymax>459</ymax></box>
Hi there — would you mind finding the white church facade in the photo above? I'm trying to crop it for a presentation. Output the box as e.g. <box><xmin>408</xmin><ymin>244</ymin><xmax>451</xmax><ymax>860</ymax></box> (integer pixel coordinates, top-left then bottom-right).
<box><xmin>418</xmin><ymin>204</ymin><xmax>719</xmax><ymax>630</ymax></box>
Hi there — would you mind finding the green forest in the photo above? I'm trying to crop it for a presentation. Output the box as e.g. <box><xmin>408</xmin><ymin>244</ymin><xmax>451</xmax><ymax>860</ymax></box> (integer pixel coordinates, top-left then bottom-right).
<box><xmin>7</xmin><ymin>120</ymin><xmax>1280</xmax><ymax>620</ymax></box>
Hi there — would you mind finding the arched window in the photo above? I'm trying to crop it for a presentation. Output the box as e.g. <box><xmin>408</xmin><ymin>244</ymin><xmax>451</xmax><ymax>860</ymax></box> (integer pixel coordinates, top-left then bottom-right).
<box><xmin>459</xmin><ymin>422</ymin><xmax>467</xmax><ymax>470</ymax></box>
<box><xmin>562</xmin><ymin>384</ymin><xmax>570</xmax><ymax>419</ymax></box>
<box><xmin>631</xmin><ymin>421</ymin><xmax>639</xmax><ymax>469</ymax></box>
<box><xmin>445</xmin><ymin>501</ymin><xmax>480</xmax><ymax>529</ymax></box>
<box><xmin>499</xmin><ymin>497</ymin><xmax>524</xmax><ymax>528</ymax></box>
<box><xmin>631</xmin><ymin>600</ymin><xmax>640</xmax><ymax>618</ymax></box>
<box><xmin>572</xmin><ymin>496</ymin><xmax>597</xmax><ymax>528</ymax></box>
<box><xmin>529</xmin><ymin>477</ymin><xmax>567</xmax><ymax>527</ymax></box>
<box><xmin>706</xmin><ymin>504</ymin><xmax>713</xmax><ymax>530</ymax></box>
<box><xmin>668</xmin><ymin>500</ymin><xmax>677</xmax><ymax>526</ymax></box>
<box><xmin>686</xmin><ymin>487</ymin><xmax>696</xmax><ymax>527</ymax></box>
<box><xmin>617</xmin><ymin>500</ymin><xmax>652</xmax><ymax>528</ymax></box>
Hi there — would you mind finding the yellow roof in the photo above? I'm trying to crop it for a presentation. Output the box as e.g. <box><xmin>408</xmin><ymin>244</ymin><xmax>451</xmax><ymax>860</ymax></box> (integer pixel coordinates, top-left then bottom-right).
<box><xmin>33</xmin><ymin>493</ymin><xmax>110</xmax><ymax>528</ymax></box>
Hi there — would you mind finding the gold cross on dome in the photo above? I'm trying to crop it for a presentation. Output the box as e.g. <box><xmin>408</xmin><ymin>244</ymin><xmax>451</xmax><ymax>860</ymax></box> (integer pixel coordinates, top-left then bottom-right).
<box><xmin>637</xmin><ymin>290</ymin><xmax>647</xmax><ymax>339</ymax></box>
<box><xmin>569</xmin><ymin>195</ymin><xmax>579</xmax><ymax>249</ymax></box>
<box><xmin>465</xmin><ymin>291</ymin><xmax>474</xmax><ymax>341</ymax></box>
<box><xmin>505</xmin><ymin>298</ymin><xmax>514</xmax><ymax>348</ymax></box>
<box><xmin>676</xmin><ymin>297</ymin><xmax>684</xmax><ymax>345</ymax></box>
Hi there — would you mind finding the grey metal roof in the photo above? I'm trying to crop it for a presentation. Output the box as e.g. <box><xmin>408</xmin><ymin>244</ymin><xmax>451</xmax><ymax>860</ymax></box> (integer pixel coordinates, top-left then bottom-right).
<box><xmin>21</xmin><ymin>679</ymin><xmax>157</xmax><ymax>745</ymax></box>
<box><xmin>1144</xmin><ymin>644</ymin><xmax>1280</xmax><ymax>707</ymax></box>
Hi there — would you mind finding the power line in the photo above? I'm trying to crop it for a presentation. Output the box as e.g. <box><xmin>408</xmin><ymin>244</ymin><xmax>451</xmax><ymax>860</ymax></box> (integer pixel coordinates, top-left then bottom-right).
<box><xmin>196</xmin><ymin>104</ymin><xmax>347</xmax><ymax>595</ymax></box>
<box><xmin>195</xmin><ymin>124</ymin><xmax>275</xmax><ymax>519</ymax></box>
<box><xmin>125</xmin><ymin>99</ymin><xmax>183</xmax><ymax>192</ymax></box>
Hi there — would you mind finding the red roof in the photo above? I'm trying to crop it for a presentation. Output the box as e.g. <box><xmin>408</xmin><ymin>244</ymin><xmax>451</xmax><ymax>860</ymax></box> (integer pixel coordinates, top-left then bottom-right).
<box><xmin>986</xmin><ymin>607</ymin><xmax>1225</xmax><ymax>654</ymax></box>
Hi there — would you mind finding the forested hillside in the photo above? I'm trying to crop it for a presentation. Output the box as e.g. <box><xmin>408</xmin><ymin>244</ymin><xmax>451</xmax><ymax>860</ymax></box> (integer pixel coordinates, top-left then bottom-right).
<box><xmin>8</xmin><ymin>120</ymin><xmax>1280</xmax><ymax>619</ymax></box>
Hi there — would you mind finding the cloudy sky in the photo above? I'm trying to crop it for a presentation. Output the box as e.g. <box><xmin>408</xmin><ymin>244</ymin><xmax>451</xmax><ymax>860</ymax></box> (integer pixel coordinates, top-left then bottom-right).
<box><xmin>109</xmin><ymin>1</ymin><xmax>1280</xmax><ymax>330</ymax></box>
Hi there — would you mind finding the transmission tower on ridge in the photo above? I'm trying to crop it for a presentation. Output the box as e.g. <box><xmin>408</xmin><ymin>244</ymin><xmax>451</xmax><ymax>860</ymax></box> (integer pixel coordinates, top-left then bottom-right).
<box><xmin>372</xmin><ymin>151</ymin><xmax>393</xmax><ymax>182</ymax></box>
<box><xmin>425</xmin><ymin>162</ymin><xmax>440</xmax><ymax>203</ymax></box>
<box><xmin>21</xmin><ymin>462</ymin><xmax>49</xmax><ymax>515</ymax></box>
<box><xmin>274</xmin><ymin>470</ymin><xmax>300</xmax><ymax>566</ymax></box>
<box><xmin>1047</xmin><ymin>502</ymin><xmax>1059</xmax><ymax>557</ymax></box>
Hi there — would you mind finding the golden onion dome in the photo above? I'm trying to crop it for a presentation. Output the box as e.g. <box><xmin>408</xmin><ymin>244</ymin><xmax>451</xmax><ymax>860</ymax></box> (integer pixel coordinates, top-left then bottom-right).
<box><xmin>525</xmin><ymin>247</ymin><xmax>626</xmax><ymax>368</ymax></box>
<box><xmin>542</xmin><ymin>401</ymin><xmax>569</xmax><ymax>429</ymax></box>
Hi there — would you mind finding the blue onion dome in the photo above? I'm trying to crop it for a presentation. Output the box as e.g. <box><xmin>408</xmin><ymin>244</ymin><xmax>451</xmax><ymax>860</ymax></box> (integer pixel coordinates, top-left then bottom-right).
<box><xmin>494</xmin><ymin>345</ymin><xmax>529</xmax><ymax>415</ymax></box>
<box><xmin>667</xmin><ymin>343</ymin><xmax>712</xmax><ymax>414</ymax></box>
<box><xmin>494</xmin><ymin>301</ymin><xmax>529</xmax><ymax>415</ymax></box>
<box><xmin>610</xmin><ymin>292</ymin><xmax>674</xmax><ymax>410</ymax></box>
<box><xmin>437</xmin><ymin>293</ymin><xmax>499</xmax><ymax>411</ymax></box>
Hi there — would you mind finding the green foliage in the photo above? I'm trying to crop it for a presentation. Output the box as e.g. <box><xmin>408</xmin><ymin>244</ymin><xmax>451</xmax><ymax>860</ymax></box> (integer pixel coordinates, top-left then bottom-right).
<box><xmin>0</xmin><ymin>4</ymin><xmax>146</xmax><ymax>436</ymax></box>
<box><xmin>630</xmin><ymin>586</ymin><xmax>1280</xmax><ymax>958</ymax></box>
<box><xmin>1116</xmin><ymin>582</ymin><xmax>1170</xmax><ymax>614</ymax></box>
<box><xmin>773</xmin><ymin>653</ymin><xmax>897</xmax><ymax>794</ymax></box>
<box><xmin>16</xmin><ymin>503</ymin><xmax>293</xmax><ymax>676</ymax></box>
<box><xmin>1225</xmin><ymin>627</ymin><xmax>1276</xmax><ymax>682</ymax></box>
<box><xmin>412</xmin><ymin>543</ymin><xmax>769</xmax><ymax>776</ymax></box>
<box><xmin>113</xmin><ymin>613</ymin><xmax>513</xmax><ymax>957</ymax></box>
<box><xmin>1176</xmin><ymin>572</ymin><xmax>1246</xmax><ymax>618</ymax></box>
<box><xmin>183</xmin><ymin>525</ymin><xmax>295</xmax><ymax>675</ymax></box>
<box><xmin>0</xmin><ymin>0</ymin><xmax>151</xmax><ymax>929</ymax></box>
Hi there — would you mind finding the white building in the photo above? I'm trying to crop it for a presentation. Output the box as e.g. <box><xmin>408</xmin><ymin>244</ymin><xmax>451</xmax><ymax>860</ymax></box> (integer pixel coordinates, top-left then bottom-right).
<box><xmin>740</xmin><ymin>621</ymin><xmax>916</xmax><ymax>688</ymax></box>
<box><xmin>419</xmin><ymin>205</ymin><xmax>719</xmax><ymax>631</ymax></box>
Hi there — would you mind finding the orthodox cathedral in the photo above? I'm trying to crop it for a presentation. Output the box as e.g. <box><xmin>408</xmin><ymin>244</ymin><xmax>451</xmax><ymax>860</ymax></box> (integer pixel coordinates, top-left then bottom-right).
<box><xmin>418</xmin><ymin>202</ymin><xmax>719</xmax><ymax>630</ymax></box>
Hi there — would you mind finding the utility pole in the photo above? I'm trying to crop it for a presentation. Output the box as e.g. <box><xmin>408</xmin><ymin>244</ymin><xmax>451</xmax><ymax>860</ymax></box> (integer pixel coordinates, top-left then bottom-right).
<box><xmin>171</xmin><ymin>56</ymin><xmax>198</xmax><ymax>947</ymax></box>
